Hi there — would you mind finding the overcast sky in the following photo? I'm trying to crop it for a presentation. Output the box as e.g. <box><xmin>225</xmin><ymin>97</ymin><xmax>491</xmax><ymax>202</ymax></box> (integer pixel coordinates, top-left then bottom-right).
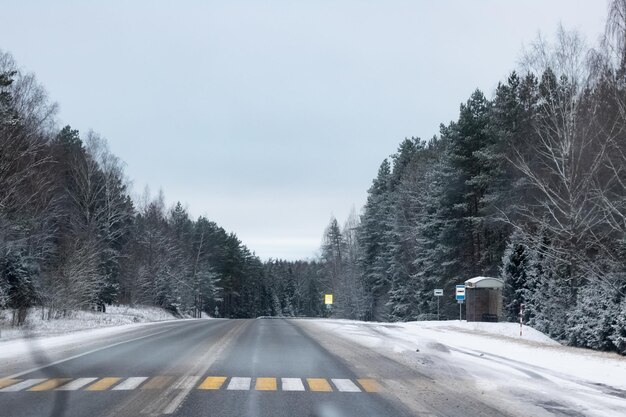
<box><xmin>0</xmin><ymin>0</ymin><xmax>609</xmax><ymax>260</ymax></box>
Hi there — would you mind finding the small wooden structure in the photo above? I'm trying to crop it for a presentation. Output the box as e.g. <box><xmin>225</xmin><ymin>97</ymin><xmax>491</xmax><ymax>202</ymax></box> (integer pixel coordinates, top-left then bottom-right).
<box><xmin>465</xmin><ymin>276</ymin><xmax>504</xmax><ymax>322</ymax></box>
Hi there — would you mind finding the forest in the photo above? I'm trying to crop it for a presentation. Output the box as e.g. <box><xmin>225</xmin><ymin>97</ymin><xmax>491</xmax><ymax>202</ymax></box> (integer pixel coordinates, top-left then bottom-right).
<box><xmin>0</xmin><ymin>46</ymin><xmax>326</xmax><ymax>323</ymax></box>
<box><xmin>312</xmin><ymin>3</ymin><xmax>626</xmax><ymax>354</ymax></box>
<box><xmin>2</xmin><ymin>2</ymin><xmax>626</xmax><ymax>355</ymax></box>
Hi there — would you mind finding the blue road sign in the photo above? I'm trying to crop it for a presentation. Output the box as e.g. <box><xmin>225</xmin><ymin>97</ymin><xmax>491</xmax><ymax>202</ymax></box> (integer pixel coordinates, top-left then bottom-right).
<box><xmin>455</xmin><ymin>284</ymin><xmax>465</xmax><ymax>301</ymax></box>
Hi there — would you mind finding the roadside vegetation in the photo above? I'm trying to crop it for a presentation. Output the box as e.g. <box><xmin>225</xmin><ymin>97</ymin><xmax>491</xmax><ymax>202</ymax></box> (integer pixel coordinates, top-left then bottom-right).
<box><xmin>314</xmin><ymin>2</ymin><xmax>626</xmax><ymax>354</ymax></box>
<box><xmin>0</xmin><ymin>304</ymin><xmax>176</xmax><ymax>340</ymax></box>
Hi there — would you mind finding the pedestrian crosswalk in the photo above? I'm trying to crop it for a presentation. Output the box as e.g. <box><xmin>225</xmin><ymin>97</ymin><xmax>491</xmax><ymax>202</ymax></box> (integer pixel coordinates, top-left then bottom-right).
<box><xmin>0</xmin><ymin>376</ymin><xmax>380</xmax><ymax>393</ymax></box>
<box><xmin>112</xmin><ymin>377</ymin><xmax>148</xmax><ymax>391</ymax></box>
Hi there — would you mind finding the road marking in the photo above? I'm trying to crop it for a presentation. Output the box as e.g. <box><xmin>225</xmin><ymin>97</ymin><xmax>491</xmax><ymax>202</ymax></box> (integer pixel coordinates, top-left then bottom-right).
<box><xmin>281</xmin><ymin>378</ymin><xmax>305</xmax><ymax>391</ymax></box>
<box><xmin>56</xmin><ymin>378</ymin><xmax>98</xmax><ymax>391</ymax></box>
<box><xmin>141</xmin><ymin>376</ymin><xmax>172</xmax><ymax>390</ymax></box>
<box><xmin>171</xmin><ymin>375</ymin><xmax>201</xmax><ymax>390</ymax></box>
<box><xmin>307</xmin><ymin>378</ymin><xmax>332</xmax><ymax>392</ymax></box>
<box><xmin>357</xmin><ymin>378</ymin><xmax>380</xmax><ymax>392</ymax></box>
<box><xmin>227</xmin><ymin>377</ymin><xmax>251</xmax><ymax>390</ymax></box>
<box><xmin>29</xmin><ymin>378</ymin><xmax>72</xmax><ymax>391</ymax></box>
<box><xmin>5</xmin><ymin>328</ymin><xmax>172</xmax><ymax>380</ymax></box>
<box><xmin>86</xmin><ymin>377</ymin><xmax>122</xmax><ymax>391</ymax></box>
<box><xmin>255</xmin><ymin>377</ymin><xmax>277</xmax><ymax>391</ymax></box>
<box><xmin>0</xmin><ymin>379</ymin><xmax>19</xmax><ymax>389</ymax></box>
<box><xmin>0</xmin><ymin>374</ymin><xmax>380</xmax><ymax>394</ymax></box>
<box><xmin>159</xmin><ymin>321</ymin><xmax>252</xmax><ymax>416</ymax></box>
<box><xmin>112</xmin><ymin>377</ymin><xmax>148</xmax><ymax>391</ymax></box>
<box><xmin>332</xmin><ymin>379</ymin><xmax>361</xmax><ymax>392</ymax></box>
<box><xmin>0</xmin><ymin>379</ymin><xmax>46</xmax><ymax>392</ymax></box>
<box><xmin>198</xmin><ymin>376</ymin><xmax>227</xmax><ymax>390</ymax></box>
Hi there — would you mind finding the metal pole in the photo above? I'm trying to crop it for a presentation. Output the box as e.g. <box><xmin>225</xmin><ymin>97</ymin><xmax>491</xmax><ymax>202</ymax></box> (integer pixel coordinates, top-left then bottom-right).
<box><xmin>459</xmin><ymin>302</ymin><xmax>462</xmax><ymax>321</ymax></box>
<box><xmin>437</xmin><ymin>297</ymin><xmax>440</xmax><ymax>321</ymax></box>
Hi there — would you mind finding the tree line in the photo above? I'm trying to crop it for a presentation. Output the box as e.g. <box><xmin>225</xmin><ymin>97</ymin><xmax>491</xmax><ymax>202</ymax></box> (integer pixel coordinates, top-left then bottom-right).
<box><xmin>0</xmin><ymin>49</ymin><xmax>331</xmax><ymax>323</ymax></box>
<box><xmin>314</xmin><ymin>2</ymin><xmax>626</xmax><ymax>354</ymax></box>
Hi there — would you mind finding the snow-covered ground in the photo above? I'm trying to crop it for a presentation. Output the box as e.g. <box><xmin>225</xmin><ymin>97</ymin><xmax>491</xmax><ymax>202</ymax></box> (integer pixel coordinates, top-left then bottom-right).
<box><xmin>0</xmin><ymin>305</ymin><xmax>177</xmax><ymax>341</ymax></box>
<box><xmin>309</xmin><ymin>319</ymin><xmax>626</xmax><ymax>417</ymax></box>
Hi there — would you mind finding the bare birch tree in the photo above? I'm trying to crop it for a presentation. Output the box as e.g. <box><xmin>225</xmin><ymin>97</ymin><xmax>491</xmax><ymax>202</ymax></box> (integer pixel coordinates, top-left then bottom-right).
<box><xmin>503</xmin><ymin>21</ymin><xmax>626</xmax><ymax>299</ymax></box>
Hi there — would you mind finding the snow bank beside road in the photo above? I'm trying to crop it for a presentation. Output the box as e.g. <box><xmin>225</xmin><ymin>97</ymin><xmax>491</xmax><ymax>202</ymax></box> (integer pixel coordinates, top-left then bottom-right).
<box><xmin>0</xmin><ymin>305</ymin><xmax>177</xmax><ymax>341</ymax></box>
<box><xmin>303</xmin><ymin>319</ymin><xmax>626</xmax><ymax>416</ymax></box>
<box><xmin>405</xmin><ymin>320</ymin><xmax>559</xmax><ymax>345</ymax></box>
<box><xmin>312</xmin><ymin>319</ymin><xmax>626</xmax><ymax>390</ymax></box>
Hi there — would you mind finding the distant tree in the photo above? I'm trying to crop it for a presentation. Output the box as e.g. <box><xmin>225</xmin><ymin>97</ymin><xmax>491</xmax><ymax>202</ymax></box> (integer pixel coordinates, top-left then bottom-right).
<box><xmin>339</xmin><ymin>209</ymin><xmax>367</xmax><ymax>319</ymax></box>
<box><xmin>320</xmin><ymin>216</ymin><xmax>345</xmax><ymax>294</ymax></box>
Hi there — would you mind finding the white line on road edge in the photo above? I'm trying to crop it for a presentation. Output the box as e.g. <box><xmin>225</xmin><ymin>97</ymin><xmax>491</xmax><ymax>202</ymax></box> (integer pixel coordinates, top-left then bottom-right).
<box><xmin>281</xmin><ymin>378</ymin><xmax>305</xmax><ymax>391</ymax></box>
<box><xmin>227</xmin><ymin>377</ymin><xmax>251</xmax><ymax>390</ymax></box>
<box><xmin>5</xmin><ymin>328</ymin><xmax>173</xmax><ymax>380</ymax></box>
<box><xmin>56</xmin><ymin>377</ymin><xmax>98</xmax><ymax>391</ymax></box>
<box><xmin>332</xmin><ymin>378</ymin><xmax>361</xmax><ymax>392</ymax></box>
<box><xmin>0</xmin><ymin>379</ymin><xmax>46</xmax><ymax>392</ymax></box>
<box><xmin>112</xmin><ymin>377</ymin><xmax>149</xmax><ymax>390</ymax></box>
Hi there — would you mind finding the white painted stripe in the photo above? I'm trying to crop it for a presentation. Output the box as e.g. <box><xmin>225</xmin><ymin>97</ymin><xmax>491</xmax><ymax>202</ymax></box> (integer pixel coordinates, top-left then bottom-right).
<box><xmin>281</xmin><ymin>378</ymin><xmax>305</xmax><ymax>391</ymax></box>
<box><xmin>0</xmin><ymin>379</ymin><xmax>46</xmax><ymax>392</ymax></box>
<box><xmin>112</xmin><ymin>377</ymin><xmax>148</xmax><ymax>390</ymax></box>
<box><xmin>332</xmin><ymin>379</ymin><xmax>361</xmax><ymax>392</ymax></box>
<box><xmin>56</xmin><ymin>378</ymin><xmax>98</xmax><ymax>391</ymax></box>
<box><xmin>6</xmin><ymin>329</ymin><xmax>172</xmax><ymax>380</ymax></box>
<box><xmin>227</xmin><ymin>377</ymin><xmax>251</xmax><ymax>390</ymax></box>
<box><xmin>171</xmin><ymin>375</ymin><xmax>201</xmax><ymax>390</ymax></box>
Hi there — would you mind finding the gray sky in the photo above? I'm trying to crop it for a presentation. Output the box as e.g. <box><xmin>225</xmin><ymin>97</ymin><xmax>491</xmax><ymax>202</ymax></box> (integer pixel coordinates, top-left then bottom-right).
<box><xmin>0</xmin><ymin>0</ymin><xmax>608</xmax><ymax>260</ymax></box>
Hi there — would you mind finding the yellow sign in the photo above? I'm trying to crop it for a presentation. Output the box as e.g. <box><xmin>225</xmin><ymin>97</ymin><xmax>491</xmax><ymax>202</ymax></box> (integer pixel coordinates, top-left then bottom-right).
<box><xmin>324</xmin><ymin>294</ymin><xmax>333</xmax><ymax>305</ymax></box>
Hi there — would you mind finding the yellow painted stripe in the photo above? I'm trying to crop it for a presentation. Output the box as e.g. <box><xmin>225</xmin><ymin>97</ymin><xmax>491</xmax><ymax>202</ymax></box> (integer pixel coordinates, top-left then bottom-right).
<box><xmin>141</xmin><ymin>376</ymin><xmax>172</xmax><ymax>390</ymax></box>
<box><xmin>85</xmin><ymin>377</ymin><xmax>121</xmax><ymax>391</ymax></box>
<box><xmin>357</xmin><ymin>378</ymin><xmax>380</xmax><ymax>392</ymax></box>
<box><xmin>255</xmin><ymin>377</ymin><xmax>277</xmax><ymax>391</ymax></box>
<box><xmin>29</xmin><ymin>378</ymin><xmax>72</xmax><ymax>391</ymax></box>
<box><xmin>0</xmin><ymin>379</ymin><xmax>20</xmax><ymax>389</ymax></box>
<box><xmin>198</xmin><ymin>376</ymin><xmax>227</xmax><ymax>390</ymax></box>
<box><xmin>307</xmin><ymin>378</ymin><xmax>332</xmax><ymax>392</ymax></box>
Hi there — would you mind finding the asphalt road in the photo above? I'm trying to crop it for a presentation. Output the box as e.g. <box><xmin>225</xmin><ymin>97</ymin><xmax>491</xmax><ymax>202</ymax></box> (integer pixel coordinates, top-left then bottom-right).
<box><xmin>1</xmin><ymin>318</ymin><xmax>538</xmax><ymax>417</ymax></box>
<box><xmin>0</xmin><ymin>319</ymin><xmax>426</xmax><ymax>417</ymax></box>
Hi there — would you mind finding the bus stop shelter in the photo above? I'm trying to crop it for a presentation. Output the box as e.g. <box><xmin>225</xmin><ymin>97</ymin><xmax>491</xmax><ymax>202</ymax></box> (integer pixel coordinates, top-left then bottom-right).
<box><xmin>465</xmin><ymin>276</ymin><xmax>504</xmax><ymax>322</ymax></box>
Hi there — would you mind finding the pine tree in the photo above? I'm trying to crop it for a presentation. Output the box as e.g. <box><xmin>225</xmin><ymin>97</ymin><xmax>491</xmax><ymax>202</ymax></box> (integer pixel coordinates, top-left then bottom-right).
<box><xmin>566</xmin><ymin>282</ymin><xmax>620</xmax><ymax>351</ymax></box>
<box><xmin>358</xmin><ymin>159</ymin><xmax>393</xmax><ymax>320</ymax></box>
<box><xmin>320</xmin><ymin>216</ymin><xmax>345</xmax><ymax>294</ymax></box>
<box><xmin>339</xmin><ymin>209</ymin><xmax>366</xmax><ymax>319</ymax></box>
<box><xmin>386</xmin><ymin>139</ymin><xmax>423</xmax><ymax>321</ymax></box>
<box><xmin>447</xmin><ymin>89</ymin><xmax>496</xmax><ymax>276</ymax></box>
<box><xmin>611</xmin><ymin>297</ymin><xmax>626</xmax><ymax>354</ymax></box>
<box><xmin>501</xmin><ymin>230</ymin><xmax>533</xmax><ymax>321</ymax></box>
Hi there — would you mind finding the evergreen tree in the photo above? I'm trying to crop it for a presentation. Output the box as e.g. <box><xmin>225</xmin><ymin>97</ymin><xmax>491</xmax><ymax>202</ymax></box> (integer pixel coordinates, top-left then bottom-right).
<box><xmin>358</xmin><ymin>159</ymin><xmax>393</xmax><ymax>320</ymax></box>
<box><xmin>501</xmin><ymin>230</ymin><xmax>533</xmax><ymax>321</ymax></box>
<box><xmin>611</xmin><ymin>297</ymin><xmax>626</xmax><ymax>355</ymax></box>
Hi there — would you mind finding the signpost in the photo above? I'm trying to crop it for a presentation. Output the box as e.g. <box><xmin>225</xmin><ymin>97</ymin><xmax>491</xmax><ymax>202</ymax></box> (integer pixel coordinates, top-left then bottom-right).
<box><xmin>455</xmin><ymin>285</ymin><xmax>465</xmax><ymax>321</ymax></box>
<box><xmin>434</xmin><ymin>289</ymin><xmax>443</xmax><ymax>320</ymax></box>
